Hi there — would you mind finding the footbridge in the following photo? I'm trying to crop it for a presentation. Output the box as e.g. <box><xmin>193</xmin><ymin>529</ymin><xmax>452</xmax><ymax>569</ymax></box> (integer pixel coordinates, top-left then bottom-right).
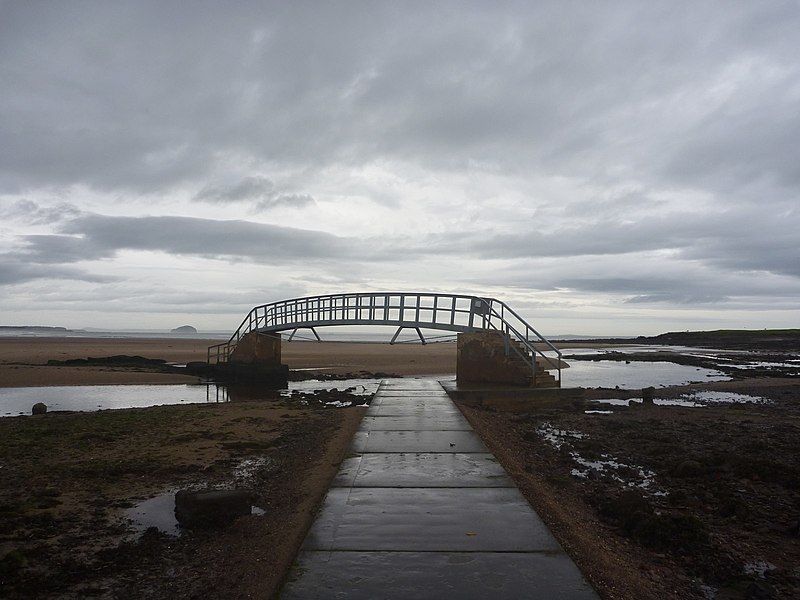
<box><xmin>208</xmin><ymin>292</ymin><xmax>563</xmax><ymax>386</ymax></box>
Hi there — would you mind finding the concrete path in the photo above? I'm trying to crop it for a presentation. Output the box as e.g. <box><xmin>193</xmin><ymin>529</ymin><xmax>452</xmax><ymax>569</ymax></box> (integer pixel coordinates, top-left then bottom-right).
<box><xmin>280</xmin><ymin>379</ymin><xmax>598</xmax><ymax>599</ymax></box>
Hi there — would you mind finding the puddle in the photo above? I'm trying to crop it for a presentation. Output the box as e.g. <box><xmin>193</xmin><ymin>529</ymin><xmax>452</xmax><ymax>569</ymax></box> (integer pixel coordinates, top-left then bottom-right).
<box><xmin>126</xmin><ymin>491</ymin><xmax>181</xmax><ymax>537</ymax></box>
<box><xmin>557</xmin><ymin>360</ymin><xmax>727</xmax><ymax>389</ymax></box>
<box><xmin>589</xmin><ymin>394</ymin><xmax>766</xmax><ymax>409</ymax></box>
<box><xmin>680</xmin><ymin>391</ymin><xmax>768</xmax><ymax>404</ymax></box>
<box><xmin>737</xmin><ymin>361</ymin><xmax>799</xmax><ymax>369</ymax></box>
<box><xmin>590</xmin><ymin>398</ymin><xmax>705</xmax><ymax>408</ymax></box>
<box><xmin>584</xmin><ymin>410</ymin><xmax>614</xmax><ymax>415</ymax></box>
<box><xmin>537</xmin><ymin>422</ymin><xmax>664</xmax><ymax>494</ymax></box>
<box><xmin>589</xmin><ymin>398</ymin><xmax>631</xmax><ymax>406</ymax></box>
<box><xmin>570</xmin><ymin>453</ymin><xmax>661</xmax><ymax>492</ymax></box>
<box><xmin>127</xmin><ymin>456</ymin><xmax>272</xmax><ymax>536</ymax></box>
<box><xmin>536</xmin><ymin>422</ymin><xmax>586</xmax><ymax>449</ymax></box>
<box><xmin>288</xmin><ymin>379</ymin><xmax>379</xmax><ymax>395</ymax></box>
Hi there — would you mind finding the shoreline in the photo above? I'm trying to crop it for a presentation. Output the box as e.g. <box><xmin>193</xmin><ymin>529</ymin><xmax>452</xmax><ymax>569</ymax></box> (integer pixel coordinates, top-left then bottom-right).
<box><xmin>0</xmin><ymin>336</ymin><xmax>459</xmax><ymax>387</ymax></box>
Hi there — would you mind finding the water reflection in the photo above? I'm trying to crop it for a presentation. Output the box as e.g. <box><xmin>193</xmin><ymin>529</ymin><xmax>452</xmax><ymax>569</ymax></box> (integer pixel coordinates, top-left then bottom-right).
<box><xmin>560</xmin><ymin>360</ymin><xmax>727</xmax><ymax>389</ymax></box>
<box><xmin>0</xmin><ymin>378</ymin><xmax>380</xmax><ymax>416</ymax></box>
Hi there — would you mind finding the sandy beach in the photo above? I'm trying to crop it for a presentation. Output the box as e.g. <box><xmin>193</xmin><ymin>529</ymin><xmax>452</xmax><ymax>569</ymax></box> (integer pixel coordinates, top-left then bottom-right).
<box><xmin>0</xmin><ymin>337</ymin><xmax>458</xmax><ymax>387</ymax></box>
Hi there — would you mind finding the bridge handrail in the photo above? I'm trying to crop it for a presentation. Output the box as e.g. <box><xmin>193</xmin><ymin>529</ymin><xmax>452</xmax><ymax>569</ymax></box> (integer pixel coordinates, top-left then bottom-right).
<box><xmin>207</xmin><ymin>292</ymin><xmax>561</xmax><ymax>384</ymax></box>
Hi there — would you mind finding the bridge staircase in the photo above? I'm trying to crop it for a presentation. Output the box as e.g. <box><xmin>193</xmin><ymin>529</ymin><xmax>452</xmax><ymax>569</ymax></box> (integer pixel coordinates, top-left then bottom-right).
<box><xmin>505</xmin><ymin>339</ymin><xmax>560</xmax><ymax>387</ymax></box>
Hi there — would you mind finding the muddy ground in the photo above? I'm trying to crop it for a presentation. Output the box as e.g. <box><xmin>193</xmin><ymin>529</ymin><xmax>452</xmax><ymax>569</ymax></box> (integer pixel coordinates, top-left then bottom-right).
<box><xmin>461</xmin><ymin>374</ymin><xmax>800</xmax><ymax>599</ymax></box>
<box><xmin>0</xmin><ymin>394</ymin><xmax>367</xmax><ymax>599</ymax></box>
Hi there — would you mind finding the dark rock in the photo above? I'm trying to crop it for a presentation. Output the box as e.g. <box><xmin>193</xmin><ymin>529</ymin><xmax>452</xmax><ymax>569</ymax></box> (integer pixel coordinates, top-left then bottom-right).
<box><xmin>642</xmin><ymin>386</ymin><xmax>656</xmax><ymax>405</ymax></box>
<box><xmin>174</xmin><ymin>489</ymin><xmax>252</xmax><ymax>527</ymax></box>
<box><xmin>31</xmin><ymin>402</ymin><xmax>47</xmax><ymax>415</ymax></box>
<box><xmin>0</xmin><ymin>548</ymin><xmax>26</xmax><ymax>578</ymax></box>
<box><xmin>675</xmin><ymin>460</ymin><xmax>705</xmax><ymax>478</ymax></box>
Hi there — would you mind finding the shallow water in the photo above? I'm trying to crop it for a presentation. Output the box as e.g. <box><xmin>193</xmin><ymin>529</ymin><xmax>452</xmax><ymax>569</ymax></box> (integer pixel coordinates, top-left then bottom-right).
<box><xmin>560</xmin><ymin>360</ymin><xmax>727</xmax><ymax>389</ymax></box>
<box><xmin>126</xmin><ymin>492</ymin><xmax>182</xmax><ymax>536</ymax></box>
<box><xmin>126</xmin><ymin>454</ymin><xmax>273</xmax><ymax>536</ymax></box>
<box><xmin>0</xmin><ymin>378</ymin><xmax>381</xmax><ymax>416</ymax></box>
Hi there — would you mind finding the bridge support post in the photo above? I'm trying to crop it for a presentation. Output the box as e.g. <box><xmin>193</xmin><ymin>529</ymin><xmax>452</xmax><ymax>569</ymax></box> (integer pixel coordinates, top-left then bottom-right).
<box><xmin>457</xmin><ymin>331</ymin><xmax>535</xmax><ymax>386</ymax></box>
<box><xmin>389</xmin><ymin>327</ymin><xmax>427</xmax><ymax>345</ymax></box>
<box><xmin>229</xmin><ymin>331</ymin><xmax>283</xmax><ymax>365</ymax></box>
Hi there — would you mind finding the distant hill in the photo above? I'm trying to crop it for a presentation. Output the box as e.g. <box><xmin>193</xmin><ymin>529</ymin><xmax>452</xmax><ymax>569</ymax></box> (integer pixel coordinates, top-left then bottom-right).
<box><xmin>554</xmin><ymin>329</ymin><xmax>800</xmax><ymax>351</ymax></box>
<box><xmin>0</xmin><ymin>326</ymin><xmax>68</xmax><ymax>332</ymax></box>
<box><xmin>647</xmin><ymin>329</ymin><xmax>800</xmax><ymax>350</ymax></box>
<box><xmin>171</xmin><ymin>325</ymin><xmax>198</xmax><ymax>334</ymax></box>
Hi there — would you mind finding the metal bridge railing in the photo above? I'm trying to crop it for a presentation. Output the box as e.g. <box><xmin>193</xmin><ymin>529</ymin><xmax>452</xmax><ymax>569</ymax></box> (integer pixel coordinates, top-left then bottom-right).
<box><xmin>207</xmin><ymin>292</ymin><xmax>562</xmax><ymax>385</ymax></box>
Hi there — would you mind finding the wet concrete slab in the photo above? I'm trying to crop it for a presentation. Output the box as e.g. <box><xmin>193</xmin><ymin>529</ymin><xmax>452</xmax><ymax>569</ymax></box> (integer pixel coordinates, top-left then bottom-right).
<box><xmin>303</xmin><ymin>487</ymin><xmax>560</xmax><ymax>552</ymax></box>
<box><xmin>380</xmin><ymin>380</ymin><xmax>444</xmax><ymax>388</ymax></box>
<box><xmin>333</xmin><ymin>453</ymin><xmax>513</xmax><ymax>488</ymax></box>
<box><xmin>370</xmin><ymin>394</ymin><xmax>455</xmax><ymax>406</ymax></box>
<box><xmin>281</xmin><ymin>379</ymin><xmax>599</xmax><ymax>598</ymax></box>
<box><xmin>365</xmin><ymin>403</ymin><xmax>464</xmax><ymax>417</ymax></box>
<box><xmin>281</xmin><ymin>551</ymin><xmax>597</xmax><ymax>600</ymax></box>
<box><xmin>360</xmin><ymin>415</ymin><xmax>472</xmax><ymax>431</ymax></box>
<box><xmin>350</xmin><ymin>430</ymin><xmax>487</xmax><ymax>453</ymax></box>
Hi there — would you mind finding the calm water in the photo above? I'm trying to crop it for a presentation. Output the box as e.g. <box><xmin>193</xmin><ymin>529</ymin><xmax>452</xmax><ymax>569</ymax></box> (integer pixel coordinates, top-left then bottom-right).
<box><xmin>0</xmin><ymin>379</ymin><xmax>381</xmax><ymax>417</ymax></box>
<box><xmin>559</xmin><ymin>360</ymin><xmax>727</xmax><ymax>389</ymax></box>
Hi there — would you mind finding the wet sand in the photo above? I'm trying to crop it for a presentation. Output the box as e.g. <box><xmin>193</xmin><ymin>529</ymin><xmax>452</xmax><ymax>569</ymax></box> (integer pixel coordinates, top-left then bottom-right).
<box><xmin>0</xmin><ymin>337</ymin><xmax>458</xmax><ymax>387</ymax></box>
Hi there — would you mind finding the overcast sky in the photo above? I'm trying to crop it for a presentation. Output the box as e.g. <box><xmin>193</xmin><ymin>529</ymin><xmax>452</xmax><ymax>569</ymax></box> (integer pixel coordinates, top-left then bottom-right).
<box><xmin>1</xmin><ymin>1</ymin><xmax>798</xmax><ymax>335</ymax></box>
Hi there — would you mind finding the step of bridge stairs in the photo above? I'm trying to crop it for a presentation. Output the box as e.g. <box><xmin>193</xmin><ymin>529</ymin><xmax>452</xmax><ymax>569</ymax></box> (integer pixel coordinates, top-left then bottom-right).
<box><xmin>507</xmin><ymin>340</ymin><xmax>560</xmax><ymax>388</ymax></box>
<box><xmin>534</xmin><ymin>371</ymin><xmax>559</xmax><ymax>388</ymax></box>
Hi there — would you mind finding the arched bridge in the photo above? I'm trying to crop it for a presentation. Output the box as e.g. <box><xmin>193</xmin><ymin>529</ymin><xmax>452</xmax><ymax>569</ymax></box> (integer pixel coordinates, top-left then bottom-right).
<box><xmin>208</xmin><ymin>292</ymin><xmax>563</xmax><ymax>385</ymax></box>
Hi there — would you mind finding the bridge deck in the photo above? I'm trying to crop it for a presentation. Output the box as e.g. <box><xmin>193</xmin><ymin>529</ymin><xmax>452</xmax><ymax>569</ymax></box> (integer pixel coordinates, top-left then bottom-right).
<box><xmin>280</xmin><ymin>379</ymin><xmax>597</xmax><ymax>599</ymax></box>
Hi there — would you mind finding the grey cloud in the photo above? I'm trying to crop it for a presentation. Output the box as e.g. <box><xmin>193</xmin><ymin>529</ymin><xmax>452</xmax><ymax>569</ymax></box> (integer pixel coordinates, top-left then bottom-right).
<box><xmin>0</xmin><ymin>256</ymin><xmax>114</xmax><ymax>285</ymax></box>
<box><xmin>195</xmin><ymin>177</ymin><xmax>277</xmax><ymax>203</ymax></box>
<box><xmin>446</xmin><ymin>203</ymin><xmax>800</xmax><ymax>282</ymax></box>
<box><xmin>4</xmin><ymin>199</ymin><xmax>81</xmax><ymax>225</ymax></box>
<box><xmin>20</xmin><ymin>234</ymin><xmax>107</xmax><ymax>264</ymax></box>
<box><xmin>194</xmin><ymin>176</ymin><xmax>315</xmax><ymax>210</ymax></box>
<box><xmin>53</xmin><ymin>214</ymin><xmax>357</xmax><ymax>262</ymax></box>
<box><xmin>625</xmin><ymin>293</ymin><xmax>727</xmax><ymax>305</ymax></box>
<box><xmin>2</xmin><ymin>1</ymin><xmax>797</xmax><ymax>197</ymax></box>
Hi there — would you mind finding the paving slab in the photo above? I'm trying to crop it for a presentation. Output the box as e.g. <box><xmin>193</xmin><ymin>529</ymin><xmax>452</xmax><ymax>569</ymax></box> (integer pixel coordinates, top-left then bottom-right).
<box><xmin>350</xmin><ymin>430</ymin><xmax>487</xmax><ymax>453</ymax></box>
<box><xmin>360</xmin><ymin>415</ymin><xmax>472</xmax><ymax>431</ymax></box>
<box><xmin>281</xmin><ymin>551</ymin><xmax>598</xmax><ymax>600</ymax></box>
<box><xmin>333</xmin><ymin>453</ymin><xmax>513</xmax><ymax>488</ymax></box>
<box><xmin>370</xmin><ymin>396</ymin><xmax>455</xmax><ymax>408</ymax></box>
<box><xmin>303</xmin><ymin>487</ymin><xmax>560</xmax><ymax>552</ymax></box>
<box><xmin>365</xmin><ymin>403</ymin><xmax>464</xmax><ymax>417</ymax></box>
<box><xmin>371</xmin><ymin>394</ymin><xmax>454</xmax><ymax>404</ymax></box>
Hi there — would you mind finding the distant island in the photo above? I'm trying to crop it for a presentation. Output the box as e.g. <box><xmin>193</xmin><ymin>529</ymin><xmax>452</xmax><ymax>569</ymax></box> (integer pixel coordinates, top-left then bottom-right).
<box><xmin>170</xmin><ymin>325</ymin><xmax>198</xmax><ymax>334</ymax></box>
